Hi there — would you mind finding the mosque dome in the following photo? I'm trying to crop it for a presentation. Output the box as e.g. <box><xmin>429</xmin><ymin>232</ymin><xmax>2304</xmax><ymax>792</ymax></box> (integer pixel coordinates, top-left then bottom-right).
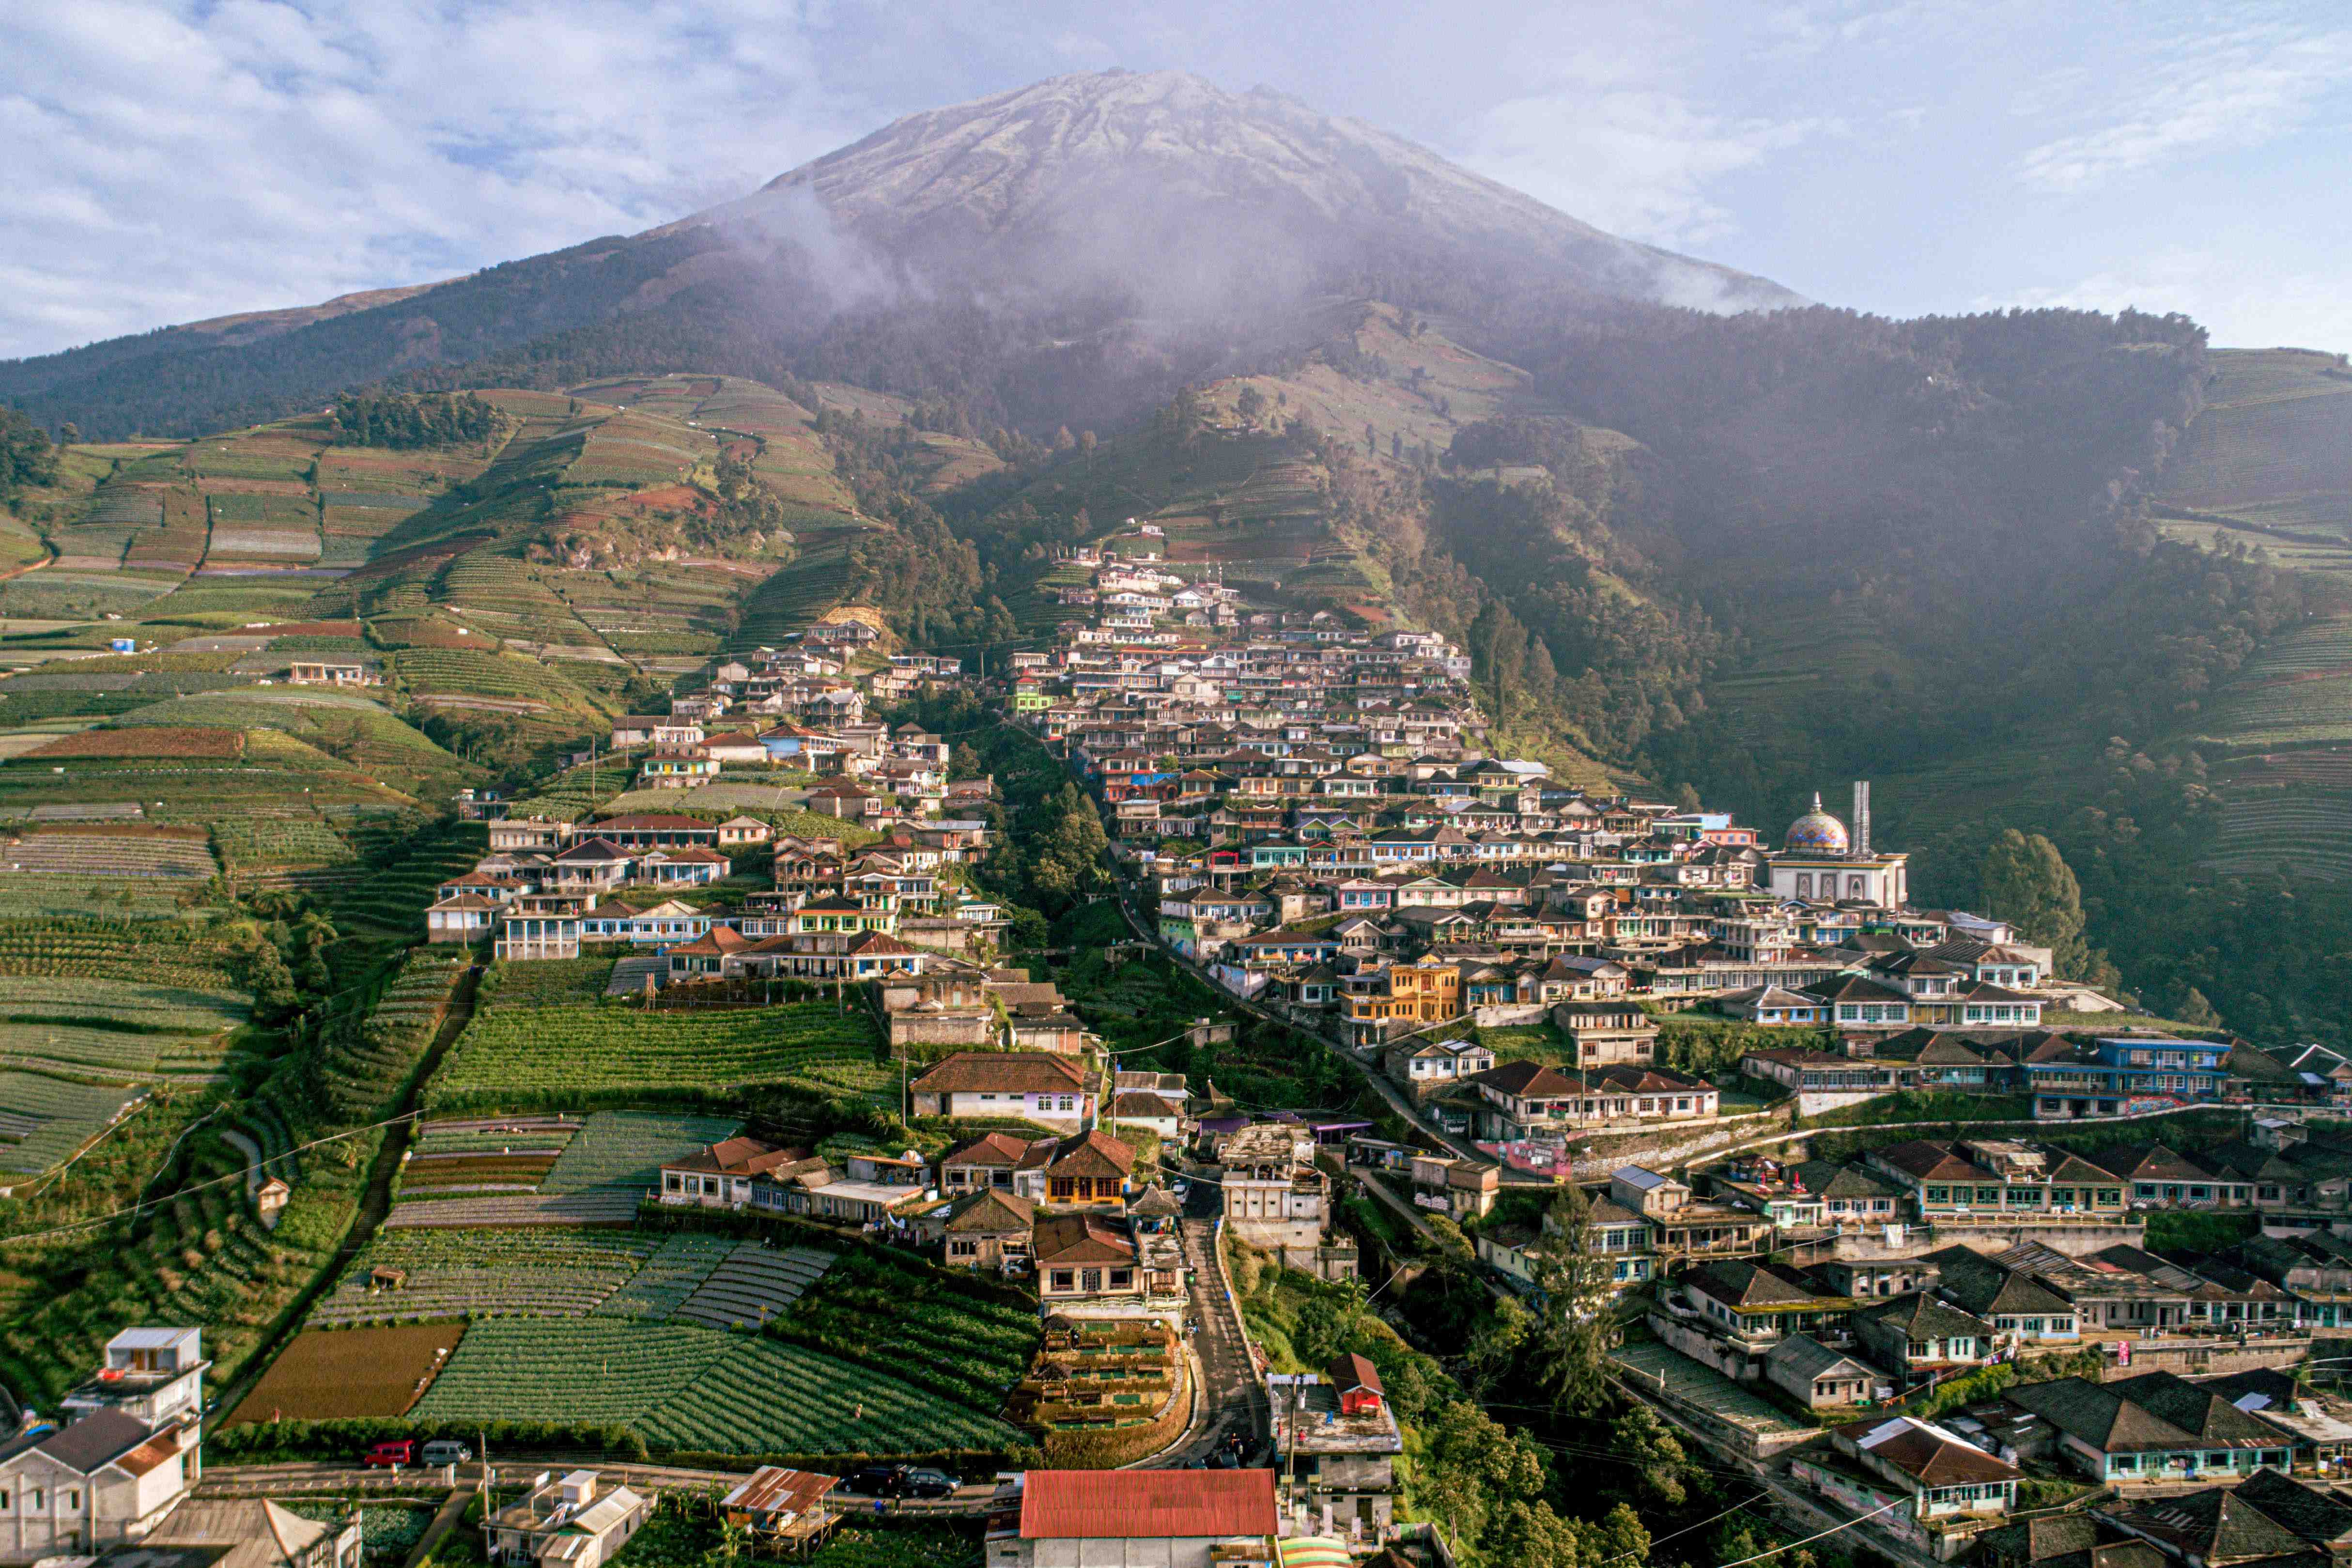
<box><xmin>1784</xmin><ymin>792</ymin><xmax>1851</xmax><ymax>854</ymax></box>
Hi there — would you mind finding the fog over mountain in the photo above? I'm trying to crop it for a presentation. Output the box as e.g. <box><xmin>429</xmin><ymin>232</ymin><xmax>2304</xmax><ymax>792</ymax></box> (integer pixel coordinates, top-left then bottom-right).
<box><xmin>0</xmin><ymin>69</ymin><xmax>1802</xmax><ymax>441</ymax></box>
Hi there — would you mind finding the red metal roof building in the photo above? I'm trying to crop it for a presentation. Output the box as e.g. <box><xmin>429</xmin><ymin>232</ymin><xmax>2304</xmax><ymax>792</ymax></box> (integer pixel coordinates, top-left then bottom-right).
<box><xmin>1015</xmin><ymin>1468</ymin><xmax>1277</xmax><ymax>1549</ymax></box>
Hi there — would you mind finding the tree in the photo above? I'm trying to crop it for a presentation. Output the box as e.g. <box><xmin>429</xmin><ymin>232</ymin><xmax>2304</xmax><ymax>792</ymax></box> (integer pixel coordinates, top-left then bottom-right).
<box><xmin>1979</xmin><ymin>829</ymin><xmax>2093</xmax><ymax>978</ymax></box>
<box><xmin>0</xmin><ymin>404</ymin><xmax>58</xmax><ymax>502</ymax></box>
<box><xmin>1609</xmin><ymin>1404</ymin><xmax>1691</xmax><ymax>1507</ymax></box>
<box><xmin>1524</xmin><ymin>1182</ymin><xmax>1623</xmax><ymax>1414</ymax></box>
<box><xmin>1463</xmin><ymin>1295</ymin><xmax>1531</xmax><ymax>1397</ymax></box>
<box><xmin>1236</xmin><ymin>386</ymin><xmax>1267</xmax><ymax>426</ymax></box>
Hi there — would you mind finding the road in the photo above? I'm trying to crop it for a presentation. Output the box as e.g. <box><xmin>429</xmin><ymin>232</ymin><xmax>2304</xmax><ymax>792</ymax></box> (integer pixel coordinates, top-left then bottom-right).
<box><xmin>1150</xmin><ymin>1184</ymin><xmax>1269</xmax><ymax>1466</ymax></box>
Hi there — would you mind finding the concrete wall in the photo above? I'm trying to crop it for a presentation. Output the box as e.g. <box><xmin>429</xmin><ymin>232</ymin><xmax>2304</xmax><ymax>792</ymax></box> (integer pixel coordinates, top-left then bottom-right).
<box><xmin>2094</xmin><ymin>1336</ymin><xmax>2311</xmax><ymax>1382</ymax></box>
<box><xmin>1567</xmin><ymin>1111</ymin><xmax>1788</xmax><ymax>1180</ymax></box>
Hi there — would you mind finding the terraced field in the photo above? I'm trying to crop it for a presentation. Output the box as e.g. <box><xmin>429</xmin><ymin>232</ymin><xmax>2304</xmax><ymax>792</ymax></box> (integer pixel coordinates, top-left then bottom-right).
<box><xmin>427</xmin><ymin>1003</ymin><xmax>889</xmax><ymax>1109</ymax></box>
<box><xmin>591</xmin><ymin>1232</ymin><xmax>740</xmax><ymax>1320</ymax></box>
<box><xmin>311</xmin><ymin>1229</ymin><xmax>655</xmax><ymax>1326</ymax></box>
<box><xmin>671</xmin><ymin>1244</ymin><xmax>836</xmax><ymax>1332</ymax></box>
<box><xmin>0</xmin><ymin>1073</ymin><xmax>144</xmax><ymax>1175</ymax></box>
<box><xmin>411</xmin><ymin>1317</ymin><xmax>1021</xmax><ymax>1456</ymax></box>
<box><xmin>531</xmin><ymin>1111</ymin><xmax>743</xmax><ymax>1194</ymax></box>
<box><xmin>2202</xmin><ymin>792</ymin><xmax>2352</xmax><ymax>882</ymax></box>
<box><xmin>1</xmin><ymin>831</ymin><xmax>217</xmax><ymax>879</ymax></box>
<box><xmin>382</xmin><ymin>1188</ymin><xmax>645</xmax><ymax>1228</ymax></box>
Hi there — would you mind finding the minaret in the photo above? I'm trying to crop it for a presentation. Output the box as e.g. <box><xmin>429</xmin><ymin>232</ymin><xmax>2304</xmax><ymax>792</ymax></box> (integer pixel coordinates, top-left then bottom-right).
<box><xmin>1852</xmin><ymin>781</ymin><xmax>1872</xmax><ymax>860</ymax></box>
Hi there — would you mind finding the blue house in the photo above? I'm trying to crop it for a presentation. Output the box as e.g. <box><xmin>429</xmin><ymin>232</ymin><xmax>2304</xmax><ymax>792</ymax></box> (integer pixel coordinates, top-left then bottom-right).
<box><xmin>2026</xmin><ymin>1036</ymin><xmax>2230</xmax><ymax>1120</ymax></box>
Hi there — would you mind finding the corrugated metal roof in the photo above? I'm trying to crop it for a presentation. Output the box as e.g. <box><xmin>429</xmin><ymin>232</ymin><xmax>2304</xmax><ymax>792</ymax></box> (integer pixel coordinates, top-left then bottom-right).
<box><xmin>1019</xmin><ymin>1469</ymin><xmax>1277</xmax><ymax>1539</ymax></box>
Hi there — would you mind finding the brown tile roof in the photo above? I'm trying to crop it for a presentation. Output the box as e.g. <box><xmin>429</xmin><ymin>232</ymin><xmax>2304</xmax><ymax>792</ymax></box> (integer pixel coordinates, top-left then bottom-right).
<box><xmin>945</xmin><ymin>1188</ymin><xmax>1036</xmax><ymax>1233</ymax></box>
<box><xmin>1329</xmin><ymin>1351</ymin><xmax>1381</xmax><ymax>1396</ymax></box>
<box><xmin>912</xmin><ymin>1052</ymin><xmax>1088</xmax><ymax>1095</ymax></box>
<box><xmin>665</xmin><ymin>1137</ymin><xmax>804</xmax><ymax>1177</ymax></box>
<box><xmin>1046</xmin><ymin>1130</ymin><xmax>1136</xmax><ymax>1180</ymax></box>
<box><xmin>943</xmin><ymin>1131</ymin><xmax>1039</xmax><ymax>1169</ymax></box>
<box><xmin>1032</xmin><ymin>1213</ymin><xmax>1136</xmax><ymax>1267</ymax></box>
<box><xmin>1839</xmin><ymin>1416</ymin><xmax>2022</xmax><ymax>1486</ymax></box>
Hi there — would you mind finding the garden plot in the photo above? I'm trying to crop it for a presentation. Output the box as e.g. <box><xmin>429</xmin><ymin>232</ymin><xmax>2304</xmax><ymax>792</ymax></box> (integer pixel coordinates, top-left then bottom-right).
<box><xmin>223</xmin><ymin>1323</ymin><xmax>465</xmax><ymax>1423</ymax></box>
<box><xmin>430</xmin><ymin>1004</ymin><xmax>888</xmax><ymax>1110</ymax></box>
<box><xmin>0</xmin><ymin>1073</ymin><xmax>145</xmax><ymax>1176</ymax></box>
<box><xmin>591</xmin><ymin>1232</ymin><xmax>739</xmax><ymax>1320</ymax></box>
<box><xmin>538</xmin><ymin>1111</ymin><xmax>743</xmax><ymax>1193</ymax></box>
<box><xmin>411</xmin><ymin>1318</ymin><xmax>1020</xmax><ymax>1456</ymax></box>
<box><xmin>0</xmin><ymin>1019</ymin><xmax>231</xmax><ymax>1080</ymax></box>
<box><xmin>670</xmin><ymin>1244</ymin><xmax>836</xmax><ymax>1332</ymax></box>
<box><xmin>382</xmin><ymin>1189</ymin><xmax>644</xmax><ymax>1228</ymax></box>
<box><xmin>1</xmin><ymin>832</ymin><xmax>218</xmax><ymax>878</ymax></box>
<box><xmin>309</xmin><ymin>1229</ymin><xmax>655</xmax><ymax>1327</ymax></box>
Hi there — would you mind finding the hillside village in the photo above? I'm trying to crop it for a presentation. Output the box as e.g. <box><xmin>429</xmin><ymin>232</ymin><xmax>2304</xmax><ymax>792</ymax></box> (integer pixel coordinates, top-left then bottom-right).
<box><xmin>1</xmin><ymin>383</ymin><xmax>2351</xmax><ymax>1568</ymax></box>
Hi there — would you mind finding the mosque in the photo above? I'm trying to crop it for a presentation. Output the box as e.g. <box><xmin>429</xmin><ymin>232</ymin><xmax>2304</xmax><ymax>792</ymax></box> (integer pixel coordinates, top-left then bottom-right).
<box><xmin>1766</xmin><ymin>781</ymin><xmax>1910</xmax><ymax>908</ymax></box>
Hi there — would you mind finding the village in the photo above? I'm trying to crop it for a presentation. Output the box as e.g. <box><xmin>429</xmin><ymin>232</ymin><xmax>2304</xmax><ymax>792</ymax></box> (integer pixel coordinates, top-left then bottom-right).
<box><xmin>16</xmin><ymin>538</ymin><xmax>2352</xmax><ymax>1568</ymax></box>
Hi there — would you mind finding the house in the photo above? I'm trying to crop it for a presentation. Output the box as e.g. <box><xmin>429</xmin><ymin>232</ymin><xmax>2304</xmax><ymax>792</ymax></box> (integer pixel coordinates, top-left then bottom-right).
<box><xmin>1765</xmin><ymin>1335</ymin><xmax>1880</xmax><ymax>1409</ymax></box>
<box><xmin>1219</xmin><ymin>1123</ymin><xmax>1335</xmax><ymax>1274</ymax></box>
<box><xmin>657</xmin><ymin>1138</ymin><xmax>807</xmax><ymax>1208</ymax></box>
<box><xmin>990</xmin><ymin>1470</ymin><xmax>1278</xmax><ymax>1568</ymax></box>
<box><xmin>425</xmin><ymin>894</ymin><xmax>499</xmax><ymax>942</ymax></box>
<box><xmin>1267</xmin><ymin>1360</ymin><xmax>1404</xmax><ymax>1538</ymax></box>
<box><xmin>2101</xmin><ymin>1466</ymin><xmax>2352</xmax><ymax>1565</ymax></box>
<box><xmin>2002</xmin><ymin>1372</ymin><xmax>2298</xmax><ymax>1485</ymax></box>
<box><xmin>944</xmin><ymin>1188</ymin><xmax>1036</xmax><ymax>1272</ymax></box>
<box><xmin>1923</xmin><ymin>1247</ymin><xmax>2082</xmax><ymax>1344</ymax></box>
<box><xmin>939</xmin><ymin>1132</ymin><xmax>1051</xmax><ymax>1196</ymax></box>
<box><xmin>1382</xmin><ymin>1038</ymin><xmax>1493</xmax><ymax>1101</ymax></box>
<box><xmin>0</xmin><ymin>1410</ymin><xmax>197</xmax><ymax>1561</ymax></box>
<box><xmin>1032</xmin><ymin>1214</ymin><xmax>1144</xmax><ymax>1305</ymax></box>
<box><xmin>483</xmin><ymin>1470</ymin><xmax>650</xmax><ymax>1568</ymax></box>
<box><xmin>1820</xmin><ymin>1414</ymin><xmax>2022</xmax><ymax>1522</ymax></box>
<box><xmin>1551</xmin><ymin>1001</ymin><xmax>1661</xmax><ymax>1066</ymax></box>
<box><xmin>1407</xmin><ymin>1155</ymin><xmax>1499</xmax><ymax>1221</ymax></box>
<box><xmin>1682</xmin><ymin>1259</ymin><xmax>1860</xmax><ymax>1351</ymax></box>
<box><xmin>1852</xmin><ymin>1292</ymin><xmax>1997</xmax><ymax>1384</ymax></box>
<box><xmin>62</xmin><ymin>1328</ymin><xmax>207</xmax><ymax>1430</ymax></box>
<box><xmin>908</xmin><ymin>1053</ymin><xmax>1094</xmax><ymax>1127</ymax></box>
<box><xmin>1040</xmin><ymin>1130</ymin><xmax>1135</xmax><ymax>1209</ymax></box>
<box><xmin>287</xmin><ymin>659</ymin><xmax>379</xmax><ymax>687</ymax></box>
<box><xmin>103</xmin><ymin>1498</ymin><xmax>362</xmax><ymax>1568</ymax></box>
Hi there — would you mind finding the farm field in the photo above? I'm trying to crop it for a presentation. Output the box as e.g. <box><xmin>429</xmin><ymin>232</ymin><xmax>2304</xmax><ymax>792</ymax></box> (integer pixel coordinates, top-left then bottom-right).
<box><xmin>310</xmin><ymin>1228</ymin><xmax>656</xmax><ymax>1327</ymax></box>
<box><xmin>539</xmin><ymin>1111</ymin><xmax>742</xmax><ymax>1193</ymax></box>
<box><xmin>411</xmin><ymin>1318</ymin><xmax>1021</xmax><ymax>1456</ymax></box>
<box><xmin>0</xmin><ymin>1072</ymin><xmax>143</xmax><ymax>1175</ymax></box>
<box><xmin>473</xmin><ymin>957</ymin><xmax>617</xmax><ymax>1009</ymax></box>
<box><xmin>382</xmin><ymin>1189</ymin><xmax>645</xmax><ymax>1228</ymax></box>
<box><xmin>774</xmin><ymin>1249</ymin><xmax>1038</xmax><ymax>1412</ymax></box>
<box><xmin>224</xmin><ymin>1323</ymin><xmax>467</xmax><ymax>1424</ymax></box>
<box><xmin>427</xmin><ymin>1004</ymin><xmax>889</xmax><ymax>1109</ymax></box>
<box><xmin>0</xmin><ymin>830</ymin><xmax>217</xmax><ymax>879</ymax></box>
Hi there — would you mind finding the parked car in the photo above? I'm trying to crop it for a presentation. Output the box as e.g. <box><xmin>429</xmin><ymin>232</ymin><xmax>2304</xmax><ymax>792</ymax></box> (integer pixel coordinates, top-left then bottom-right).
<box><xmin>420</xmin><ymin>1440</ymin><xmax>473</xmax><ymax>1466</ymax></box>
<box><xmin>361</xmin><ymin>1439</ymin><xmax>416</xmax><ymax>1469</ymax></box>
<box><xmin>840</xmin><ymin>1464</ymin><xmax>907</xmax><ymax>1497</ymax></box>
<box><xmin>896</xmin><ymin>1469</ymin><xmax>957</xmax><ymax>1500</ymax></box>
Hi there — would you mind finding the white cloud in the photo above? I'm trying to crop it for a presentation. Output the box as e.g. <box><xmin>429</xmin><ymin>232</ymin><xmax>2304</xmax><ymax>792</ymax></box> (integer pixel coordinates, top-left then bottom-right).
<box><xmin>2014</xmin><ymin>17</ymin><xmax>2352</xmax><ymax>193</ymax></box>
<box><xmin>1988</xmin><ymin>249</ymin><xmax>2352</xmax><ymax>354</ymax></box>
<box><xmin>0</xmin><ymin>0</ymin><xmax>866</xmax><ymax>359</ymax></box>
<box><xmin>1457</xmin><ymin>87</ymin><xmax>1825</xmax><ymax>248</ymax></box>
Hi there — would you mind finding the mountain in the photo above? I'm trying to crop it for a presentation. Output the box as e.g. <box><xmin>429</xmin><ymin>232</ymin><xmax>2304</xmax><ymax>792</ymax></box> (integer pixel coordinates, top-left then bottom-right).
<box><xmin>710</xmin><ymin>70</ymin><xmax>1801</xmax><ymax>316</ymax></box>
<box><xmin>0</xmin><ymin>69</ymin><xmax>1800</xmax><ymax>443</ymax></box>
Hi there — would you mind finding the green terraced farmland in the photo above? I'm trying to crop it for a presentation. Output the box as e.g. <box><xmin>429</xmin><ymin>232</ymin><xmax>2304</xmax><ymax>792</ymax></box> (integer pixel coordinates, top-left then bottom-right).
<box><xmin>410</xmin><ymin>1317</ymin><xmax>1021</xmax><ymax>1456</ymax></box>
<box><xmin>310</xmin><ymin>1228</ymin><xmax>657</xmax><ymax>1327</ymax></box>
<box><xmin>537</xmin><ymin>1111</ymin><xmax>743</xmax><ymax>1193</ymax></box>
<box><xmin>0</xmin><ymin>1072</ymin><xmax>144</xmax><ymax>1176</ymax></box>
<box><xmin>2201</xmin><ymin>792</ymin><xmax>2352</xmax><ymax>883</ymax></box>
<box><xmin>427</xmin><ymin>1003</ymin><xmax>889</xmax><ymax>1109</ymax></box>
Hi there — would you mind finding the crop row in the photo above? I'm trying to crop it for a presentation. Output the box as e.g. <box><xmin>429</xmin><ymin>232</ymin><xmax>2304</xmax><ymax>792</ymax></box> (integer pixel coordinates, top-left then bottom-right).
<box><xmin>591</xmin><ymin>1232</ymin><xmax>741</xmax><ymax>1319</ymax></box>
<box><xmin>428</xmin><ymin>1003</ymin><xmax>887</xmax><ymax>1103</ymax></box>
<box><xmin>538</xmin><ymin>1111</ymin><xmax>743</xmax><ymax>1193</ymax></box>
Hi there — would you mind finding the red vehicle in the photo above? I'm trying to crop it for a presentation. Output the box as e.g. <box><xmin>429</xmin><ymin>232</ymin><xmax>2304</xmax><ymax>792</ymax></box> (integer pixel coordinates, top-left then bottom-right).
<box><xmin>361</xmin><ymin>1439</ymin><xmax>416</xmax><ymax>1470</ymax></box>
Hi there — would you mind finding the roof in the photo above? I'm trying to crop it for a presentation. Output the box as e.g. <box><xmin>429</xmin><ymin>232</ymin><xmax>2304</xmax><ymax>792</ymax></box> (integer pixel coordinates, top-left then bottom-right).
<box><xmin>945</xmin><ymin>1188</ymin><xmax>1035</xmax><ymax>1233</ymax></box>
<box><xmin>1687</xmin><ymin>1259</ymin><xmax>1844</xmax><ymax>1310</ymax></box>
<box><xmin>1468</xmin><ymin>1060</ymin><xmax>1583</xmax><ymax>1098</ymax></box>
<box><xmin>1031</xmin><ymin>1213</ymin><xmax>1136</xmax><ymax>1266</ymax></box>
<box><xmin>2004</xmin><ymin>1373</ymin><xmax>2291</xmax><ymax>1454</ymax></box>
<box><xmin>721</xmin><ymin>1466</ymin><xmax>834</xmax><ymax>1518</ymax></box>
<box><xmin>1855</xmin><ymin>1290</ymin><xmax>1995</xmax><ymax>1343</ymax></box>
<box><xmin>1838</xmin><ymin>1414</ymin><xmax>2023</xmax><ymax>1486</ymax></box>
<box><xmin>1768</xmin><ymin>1333</ymin><xmax>1875</xmax><ymax>1384</ymax></box>
<box><xmin>1018</xmin><ymin>1468</ymin><xmax>1278</xmax><ymax>1540</ymax></box>
<box><xmin>943</xmin><ymin>1131</ymin><xmax>1043</xmax><ymax>1168</ymax></box>
<box><xmin>589</xmin><ymin>813</ymin><xmax>712</xmax><ymax>831</ymax></box>
<box><xmin>1328</xmin><ymin>1351</ymin><xmax>1382</xmax><ymax>1397</ymax></box>
<box><xmin>1872</xmin><ymin>1139</ymin><xmax>1986</xmax><ymax>1182</ymax></box>
<box><xmin>1046</xmin><ymin>1129</ymin><xmax>1137</xmax><ymax>1180</ymax></box>
<box><xmin>911</xmin><ymin>1052</ymin><xmax>1087</xmax><ymax>1094</ymax></box>
<box><xmin>665</xmin><ymin>1137</ymin><xmax>800</xmax><ymax>1177</ymax></box>
<box><xmin>121</xmin><ymin>1497</ymin><xmax>340</xmax><ymax>1568</ymax></box>
<box><xmin>15</xmin><ymin>1408</ymin><xmax>157</xmax><ymax>1473</ymax></box>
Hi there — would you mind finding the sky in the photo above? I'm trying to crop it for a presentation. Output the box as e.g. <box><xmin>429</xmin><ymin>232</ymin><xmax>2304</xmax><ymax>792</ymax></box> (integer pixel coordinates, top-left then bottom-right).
<box><xmin>2</xmin><ymin>0</ymin><xmax>2348</xmax><ymax>361</ymax></box>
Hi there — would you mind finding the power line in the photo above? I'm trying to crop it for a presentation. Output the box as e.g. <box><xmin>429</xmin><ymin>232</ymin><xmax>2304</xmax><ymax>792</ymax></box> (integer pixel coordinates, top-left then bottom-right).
<box><xmin>1715</xmin><ymin>1496</ymin><xmax>1908</xmax><ymax>1568</ymax></box>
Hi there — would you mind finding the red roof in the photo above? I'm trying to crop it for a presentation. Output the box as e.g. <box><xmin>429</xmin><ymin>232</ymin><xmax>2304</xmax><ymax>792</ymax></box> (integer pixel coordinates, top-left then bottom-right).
<box><xmin>1019</xmin><ymin>1469</ymin><xmax>1276</xmax><ymax>1540</ymax></box>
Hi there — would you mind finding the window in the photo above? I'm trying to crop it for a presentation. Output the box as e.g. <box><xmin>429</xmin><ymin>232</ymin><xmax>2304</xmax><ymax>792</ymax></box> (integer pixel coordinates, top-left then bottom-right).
<box><xmin>1976</xmin><ymin>1187</ymin><xmax>2000</xmax><ymax>1204</ymax></box>
<box><xmin>1109</xmin><ymin>1269</ymin><xmax>1134</xmax><ymax>1289</ymax></box>
<box><xmin>65</xmin><ymin>1492</ymin><xmax>78</xmax><ymax>1510</ymax></box>
<box><xmin>1051</xmin><ymin>1270</ymin><xmax>1075</xmax><ymax>1291</ymax></box>
<box><xmin>1926</xmin><ymin>1186</ymin><xmax>1948</xmax><ymax>1203</ymax></box>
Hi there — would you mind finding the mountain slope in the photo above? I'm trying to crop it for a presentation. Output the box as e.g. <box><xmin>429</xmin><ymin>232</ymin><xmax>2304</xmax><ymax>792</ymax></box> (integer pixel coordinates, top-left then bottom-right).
<box><xmin>0</xmin><ymin>70</ymin><xmax>1799</xmax><ymax>443</ymax></box>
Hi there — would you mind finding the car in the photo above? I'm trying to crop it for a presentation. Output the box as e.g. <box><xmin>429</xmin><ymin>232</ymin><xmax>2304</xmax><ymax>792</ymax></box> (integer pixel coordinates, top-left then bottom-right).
<box><xmin>420</xmin><ymin>1440</ymin><xmax>473</xmax><ymax>1466</ymax></box>
<box><xmin>1171</xmin><ymin>1179</ymin><xmax>1191</xmax><ymax>1200</ymax></box>
<box><xmin>896</xmin><ymin>1469</ymin><xmax>957</xmax><ymax>1500</ymax></box>
<box><xmin>840</xmin><ymin>1464</ymin><xmax>907</xmax><ymax>1497</ymax></box>
<box><xmin>360</xmin><ymin>1439</ymin><xmax>416</xmax><ymax>1469</ymax></box>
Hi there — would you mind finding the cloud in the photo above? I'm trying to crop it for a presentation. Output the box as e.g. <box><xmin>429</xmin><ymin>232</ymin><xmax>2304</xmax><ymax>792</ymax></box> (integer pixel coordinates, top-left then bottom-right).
<box><xmin>0</xmin><ymin>0</ymin><xmax>868</xmax><ymax>359</ymax></box>
<box><xmin>1457</xmin><ymin>87</ymin><xmax>1826</xmax><ymax>248</ymax></box>
<box><xmin>2013</xmin><ymin>17</ymin><xmax>2352</xmax><ymax>193</ymax></box>
<box><xmin>1989</xmin><ymin>249</ymin><xmax>2352</xmax><ymax>354</ymax></box>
